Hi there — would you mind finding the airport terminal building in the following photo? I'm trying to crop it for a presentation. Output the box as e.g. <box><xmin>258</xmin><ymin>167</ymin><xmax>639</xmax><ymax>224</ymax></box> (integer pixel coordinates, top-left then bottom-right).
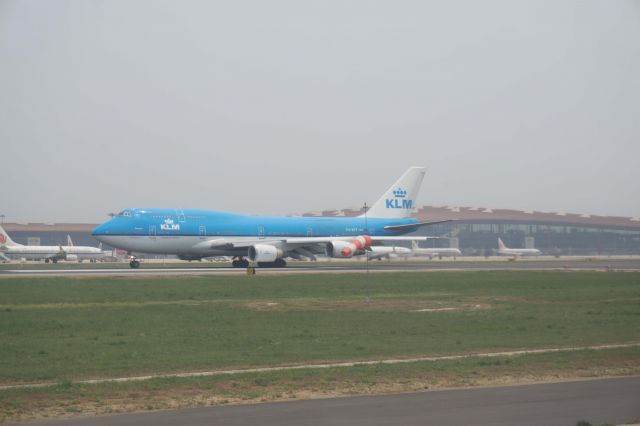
<box><xmin>3</xmin><ymin>206</ymin><xmax>640</xmax><ymax>256</ymax></box>
<box><xmin>307</xmin><ymin>206</ymin><xmax>640</xmax><ymax>256</ymax></box>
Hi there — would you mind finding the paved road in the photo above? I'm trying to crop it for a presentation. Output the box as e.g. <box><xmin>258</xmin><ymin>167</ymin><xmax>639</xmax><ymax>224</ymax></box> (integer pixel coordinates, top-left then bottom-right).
<box><xmin>31</xmin><ymin>376</ymin><xmax>640</xmax><ymax>426</ymax></box>
<box><xmin>2</xmin><ymin>259</ymin><xmax>639</xmax><ymax>277</ymax></box>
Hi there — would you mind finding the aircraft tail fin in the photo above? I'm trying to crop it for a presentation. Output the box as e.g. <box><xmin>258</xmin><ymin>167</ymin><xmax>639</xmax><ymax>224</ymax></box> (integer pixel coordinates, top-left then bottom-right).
<box><xmin>364</xmin><ymin>167</ymin><xmax>426</xmax><ymax>219</ymax></box>
<box><xmin>498</xmin><ymin>238</ymin><xmax>507</xmax><ymax>250</ymax></box>
<box><xmin>0</xmin><ymin>225</ymin><xmax>19</xmax><ymax>247</ymax></box>
<box><xmin>67</xmin><ymin>235</ymin><xmax>74</xmax><ymax>246</ymax></box>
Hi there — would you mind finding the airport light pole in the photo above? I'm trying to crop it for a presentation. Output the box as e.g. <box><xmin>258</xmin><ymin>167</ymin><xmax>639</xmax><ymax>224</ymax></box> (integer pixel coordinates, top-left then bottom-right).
<box><xmin>0</xmin><ymin>214</ymin><xmax>4</xmax><ymax>224</ymax></box>
<box><xmin>362</xmin><ymin>202</ymin><xmax>370</xmax><ymax>303</ymax></box>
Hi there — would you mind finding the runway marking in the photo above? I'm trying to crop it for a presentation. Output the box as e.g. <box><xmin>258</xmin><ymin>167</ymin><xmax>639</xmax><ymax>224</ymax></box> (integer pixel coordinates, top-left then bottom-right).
<box><xmin>2</xmin><ymin>342</ymin><xmax>639</xmax><ymax>391</ymax></box>
<box><xmin>2</xmin><ymin>266</ymin><xmax>640</xmax><ymax>277</ymax></box>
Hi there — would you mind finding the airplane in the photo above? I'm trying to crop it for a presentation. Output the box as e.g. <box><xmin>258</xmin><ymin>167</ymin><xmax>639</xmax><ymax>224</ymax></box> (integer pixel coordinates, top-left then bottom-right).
<box><xmin>92</xmin><ymin>167</ymin><xmax>450</xmax><ymax>268</ymax></box>
<box><xmin>66</xmin><ymin>235</ymin><xmax>109</xmax><ymax>262</ymax></box>
<box><xmin>0</xmin><ymin>226</ymin><xmax>106</xmax><ymax>263</ymax></box>
<box><xmin>410</xmin><ymin>240</ymin><xmax>461</xmax><ymax>258</ymax></box>
<box><xmin>496</xmin><ymin>237</ymin><xmax>541</xmax><ymax>257</ymax></box>
<box><xmin>366</xmin><ymin>245</ymin><xmax>412</xmax><ymax>261</ymax></box>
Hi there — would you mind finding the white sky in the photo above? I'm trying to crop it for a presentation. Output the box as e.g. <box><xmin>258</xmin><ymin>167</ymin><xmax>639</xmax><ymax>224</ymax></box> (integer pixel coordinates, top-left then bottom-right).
<box><xmin>1</xmin><ymin>0</ymin><xmax>639</xmax><ymax>222</ymax></box>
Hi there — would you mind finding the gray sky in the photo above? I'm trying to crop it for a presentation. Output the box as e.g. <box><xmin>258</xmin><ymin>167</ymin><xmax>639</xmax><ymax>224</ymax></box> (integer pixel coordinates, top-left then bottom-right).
<box><xmin>2</xmin><ymin>0</ymin><xmax>639</xmax><ymax>223</ymax></box>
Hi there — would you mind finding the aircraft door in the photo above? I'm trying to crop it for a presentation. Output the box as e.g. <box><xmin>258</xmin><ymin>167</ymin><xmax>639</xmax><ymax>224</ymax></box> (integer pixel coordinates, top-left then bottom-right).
<box><xmin>176</xmin><ymin>209</ymin><xmax>186</xmax><ymax>223</ymax></box>
<box><xmin>149</xmin><ymin>225</ymin><xmax>156</xmax><ymax>238</ymax></box>
<box><xmin>258</xmin><ymin>226</ymin><xmax>265</xmax><ymax>239</ymax></box>
<box><xmin>306</xmin><ymin>227</ymin><xmax>313</xmax><ymax>237</ymax></box>
<box><xmin>199</xmin><ymin>226</ymin><xmax>206</xmax><ymax>238</ymax></box>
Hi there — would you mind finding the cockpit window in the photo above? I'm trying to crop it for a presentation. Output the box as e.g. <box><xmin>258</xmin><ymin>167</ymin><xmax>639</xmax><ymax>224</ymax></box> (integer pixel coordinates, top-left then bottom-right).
<box><xmin>118</xmin><ymin>210</ymin><xmax>132</xmax><ymax>217</ymax></box>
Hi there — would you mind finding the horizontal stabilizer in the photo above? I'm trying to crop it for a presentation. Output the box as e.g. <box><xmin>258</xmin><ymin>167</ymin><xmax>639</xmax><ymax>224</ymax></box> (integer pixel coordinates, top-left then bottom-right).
<box><xmin>384</xmin><ymin>220</ymin><xmax>453</xmax><ymax>231</ymax></box>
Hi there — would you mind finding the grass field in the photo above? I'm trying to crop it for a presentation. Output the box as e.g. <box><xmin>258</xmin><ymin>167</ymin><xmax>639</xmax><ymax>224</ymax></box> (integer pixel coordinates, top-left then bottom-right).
<box><xmin>1</xmin><ymin>271</ymin><xmax>639</xmax><ymax>420</ymax></box>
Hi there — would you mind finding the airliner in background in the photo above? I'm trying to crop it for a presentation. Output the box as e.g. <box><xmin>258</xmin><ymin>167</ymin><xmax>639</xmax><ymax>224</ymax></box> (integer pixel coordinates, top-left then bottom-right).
<box><xmin>410</xmin><ymin>240</ymin><xmax>461</xmax><ymax>258</ymax></box>
<box><xmin>497</xmin><ymin>238</ymin><xmax>541</xmax><ymax>257</ymax></box>
<box><xmin>0</xmin><ymin>226</ymin><xmax>106</xmax><ymax>263</ymax></box>
<box><xmin>366</xmin><ymin>241</ymin><xmax>461</xmax><ymax>261</ymax></box>
<box><xmin>92</xmin><ymin>167</ymin><xmax>449</xmax><ymax>268</ymax></box>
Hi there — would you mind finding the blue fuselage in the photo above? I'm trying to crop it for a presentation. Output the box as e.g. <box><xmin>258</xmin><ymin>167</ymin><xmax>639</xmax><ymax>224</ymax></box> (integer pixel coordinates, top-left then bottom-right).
<box><xmin>92</xmin><ymin>208</ymin><xmax>418</xmax><ymax>239</ymax></box>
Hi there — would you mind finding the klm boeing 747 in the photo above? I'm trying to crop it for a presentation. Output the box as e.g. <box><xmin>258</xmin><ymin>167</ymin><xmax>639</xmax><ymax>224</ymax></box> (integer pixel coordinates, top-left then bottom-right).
<box><xmin>92</xmin><ymin>167</ymin><xmax>446</xmax><ymax>268</ymax></box>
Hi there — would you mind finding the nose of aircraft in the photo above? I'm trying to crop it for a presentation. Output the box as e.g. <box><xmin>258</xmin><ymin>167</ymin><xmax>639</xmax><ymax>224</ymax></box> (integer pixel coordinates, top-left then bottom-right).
<box><xmin>92</xmin><ymin>222</ymin><xmax>110</xmax><ymax>237</ymax></box>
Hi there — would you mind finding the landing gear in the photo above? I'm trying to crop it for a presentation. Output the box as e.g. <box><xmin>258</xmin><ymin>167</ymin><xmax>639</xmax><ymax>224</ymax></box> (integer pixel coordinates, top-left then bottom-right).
<box><xmin>231</xmin><ymin>258</ymin><xmax>249</xmax><ymax>268</ymax></box>
<box><xmin>257</xmin><ymin>258</ymin><xmax>287</xmax><ymax>268</ymax></box>
<box><xmin>45</xmin><ymin>259</ymin><xmax>50</xmax><ymax>263</ymax></box>
<box><xmin>129</xmin><ymin>256</ymin><xmax>140</xmax><ymax>269</ymax></box>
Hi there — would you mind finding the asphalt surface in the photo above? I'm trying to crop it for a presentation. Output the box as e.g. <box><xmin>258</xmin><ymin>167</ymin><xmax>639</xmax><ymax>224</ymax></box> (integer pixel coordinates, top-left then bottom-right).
<box><xmin>30</xmin><ymin>376</ymin><xmax>640</xmax><ymax>426</ymax></box>
<box><xmin>1</xmin><ymin>259</ymin><xmax>640</xmax><ymax>277</ymax></box>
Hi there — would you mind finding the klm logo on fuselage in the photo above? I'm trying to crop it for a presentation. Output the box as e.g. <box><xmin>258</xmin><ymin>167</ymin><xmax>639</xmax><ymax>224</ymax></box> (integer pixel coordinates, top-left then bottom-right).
<box><xmin>385</xmin><ymin>188</ymin><xmax>412</xmax><ymax>209</ymax></box>
<box><xmin>160</xmin><ymin>218</ymin><xmax>180</xmax><ymax>231</ymax></box>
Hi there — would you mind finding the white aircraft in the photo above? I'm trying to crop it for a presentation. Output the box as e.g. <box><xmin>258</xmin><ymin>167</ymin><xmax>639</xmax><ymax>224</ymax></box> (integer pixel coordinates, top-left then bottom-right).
<box><xmin>497</xmin><ymin>237</ymin><xmax>541</xmax><ymax>257</ymax></box>
<box><xmin>366</xmin><ymin>245</ymin><xmax>412</xmax><ymax>260</ymax></box>
<box><xmin>410</xmin><ymin>240</ymin><xmax>461</xmax><ymax>258</ymax></box>
<box><xmin>66</xmin><ymin>234</ymin><xmax>109</xmax><ymax>262</ymax></box>
<box><xmin>0</xmin><ymin>226</ymin><xmax>106</xmax><ymax>263</ymax></box>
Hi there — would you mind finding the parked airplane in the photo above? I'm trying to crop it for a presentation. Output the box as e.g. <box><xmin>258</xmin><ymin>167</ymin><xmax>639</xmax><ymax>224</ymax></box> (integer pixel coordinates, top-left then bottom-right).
<box><xmin>367</xmin><ymin>245</ymin><xmax>412</xmax><ymax>260</ymax></box>
<box><xmin>0</xmin><ymin>226</ymin><xmax>106</xmax><ymax>263</ymax></box>
<box><xmin>410</xmin><ymin>240</ymin><xmax>461</xmax><ymax>258</ymax></box>
<box><xmin>92</xmin><ymin>167</ymin><xmax>449</xmax><ymax>268</ymax></box>
<box><xmin>497</xmin><ymin>237</ymin><xmax>541</xmax><ymax>257</ymax></box>
<box><xmin>66</xmin><ymin>235</ymin><xmax>109</xmax><ymax>262</ymax></box>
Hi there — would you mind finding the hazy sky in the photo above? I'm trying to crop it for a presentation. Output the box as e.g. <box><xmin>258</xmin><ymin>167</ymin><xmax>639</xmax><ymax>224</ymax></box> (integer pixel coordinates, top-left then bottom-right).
<box><xmin>1</xmin><ymin>0</ymin><xmax>639</xmax><ymax>223</ymax></box>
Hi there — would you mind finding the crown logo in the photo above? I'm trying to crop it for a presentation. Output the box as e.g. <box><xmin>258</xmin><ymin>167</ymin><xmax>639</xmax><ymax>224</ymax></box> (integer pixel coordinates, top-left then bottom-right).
<box><xmin>393</xmin><ymin>188</ymin><xmax>407</xmax><ymax>198</ymax></box>
<box><xmin>164</xmin><ymin>219</ymin><xmax>174</xmax><ymax>224</ymax></box>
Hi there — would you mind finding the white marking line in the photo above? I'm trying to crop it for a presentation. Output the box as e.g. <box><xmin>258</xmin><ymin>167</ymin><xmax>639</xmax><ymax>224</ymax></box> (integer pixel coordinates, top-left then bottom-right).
<box><xmin>411</xmin><ymin>307</ymin><xmax>457</xmax><ymax>312</ymax></box>
<box><xmin>2</xmin><ymin>342</ymin><xmax>639</xmax><ymax>391</ymax></box>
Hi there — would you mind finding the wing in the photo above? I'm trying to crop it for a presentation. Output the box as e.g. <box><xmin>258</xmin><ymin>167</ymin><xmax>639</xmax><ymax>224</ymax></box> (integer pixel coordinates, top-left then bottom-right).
<box><xmin>383</xmin><ymin>220</ymin><xmax>453</xmax><ymax>231</ymax></box>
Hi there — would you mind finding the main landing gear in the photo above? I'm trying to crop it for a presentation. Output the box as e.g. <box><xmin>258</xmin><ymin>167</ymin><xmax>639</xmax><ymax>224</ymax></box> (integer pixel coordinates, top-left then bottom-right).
<box><xmin>231</xmin><ymin>257</ymin><xmax>250</xmax><ymax>268</ymax></box>
<box><xmin>258</xmin><ymin>258</ymin><xmax>287</xmax><ymax>268</ymax></box>
<box><xmin>231</xmin><ymin>258</ymin><xmax>287</xmax><ymax>268</ymax></box>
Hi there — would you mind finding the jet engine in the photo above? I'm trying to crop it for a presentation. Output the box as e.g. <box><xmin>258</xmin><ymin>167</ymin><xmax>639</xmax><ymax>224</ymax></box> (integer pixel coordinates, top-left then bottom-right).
<box><xmin>325</xmin><ymin>235</ymin><xmax>372</xmax><ymax>258</ymax></box>
<box><xmin>65</xmin><ymin>254</ymin><xmax>78</xmax><ymax>262</ymax></box>
<box><xmin>325</xmin><ymin>241</ymin><xmax>353</xmax><ymax>258</ymax></box>
<box><xmin>248</xmin><ymin>244</ymin><xmax>283</xmax><ymax>262</ymax></box>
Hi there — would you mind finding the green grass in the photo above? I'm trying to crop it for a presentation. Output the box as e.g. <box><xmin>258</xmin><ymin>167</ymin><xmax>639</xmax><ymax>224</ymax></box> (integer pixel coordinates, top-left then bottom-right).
<box><xmin>2</xmin><ymin>346</ymin><xmax>639</xmax><ymax>422</ymax></box>
<box><xmin>0</xmin><ymin>261</ymin><xmax>234</xmax><ymax>270</ymax></box>
<box><xmin>0</xmin><ymin>271</ymin><xmax>639</xmax><ymax>384</ymax></box>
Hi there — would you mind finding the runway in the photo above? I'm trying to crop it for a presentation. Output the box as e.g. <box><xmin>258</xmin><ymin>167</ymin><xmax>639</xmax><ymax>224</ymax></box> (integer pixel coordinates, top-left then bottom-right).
<box><xmin>31</xmin><ymin>376</ymin><xmax>640</xmax><ymax>426</ymax></box>
<box><xmin>2</xmin><ymin>259</ymin><xmax>640</xmax><ymax>277</ymax></box>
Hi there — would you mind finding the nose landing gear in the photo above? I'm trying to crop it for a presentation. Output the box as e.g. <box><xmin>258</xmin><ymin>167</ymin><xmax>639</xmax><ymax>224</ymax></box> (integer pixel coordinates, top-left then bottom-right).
<box><xmin>129</xmin><ymin>256</ymin><xmax>140</xmax><ymax>268</ymax></box>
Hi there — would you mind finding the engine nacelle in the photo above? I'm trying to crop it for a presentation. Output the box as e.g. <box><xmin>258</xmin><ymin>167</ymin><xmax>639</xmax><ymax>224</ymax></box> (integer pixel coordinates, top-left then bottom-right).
<box><xmin>325</xmin><ymin>240</ymin><xmax>354</xmax><ymax>258</ymax></box>
<box><xmin>248</xmin><ymin>244</ymin><xmax>283</xmax><ymax>262</ymax></box>
<box><xmin>65</xmin><ymin>254</ymin><xmax>78</xmax><ymax>262</ymax></box>
<box><xmin>326</xmin><ymin>236</ymin><xmax>373</xmax><ymax>258</ymax></box>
